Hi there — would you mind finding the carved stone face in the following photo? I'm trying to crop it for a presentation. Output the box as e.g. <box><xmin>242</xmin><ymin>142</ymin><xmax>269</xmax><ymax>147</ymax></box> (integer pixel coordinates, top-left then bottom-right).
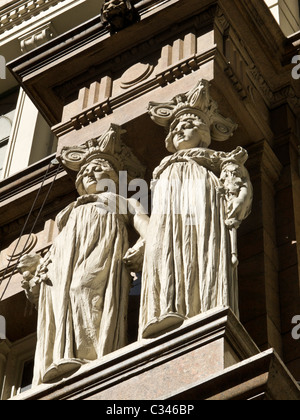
<box><xmin>78</xmin><ymin>159</ymin><xmax>118</xmax><ymax>195</ymax></box>
<box><xmin>101</xmin><ymin>0</ymin><xmax>139</xmax><ymax>33</ymax></box>
<box><xmin>168</xmin><ymin>115</ymin><xmax>211</xmax><ymax>152</ymax></box>
<box><xmin>102</xmin><ymin>0</ymin><xmax>128</xmax><ymax>19</ymax></box>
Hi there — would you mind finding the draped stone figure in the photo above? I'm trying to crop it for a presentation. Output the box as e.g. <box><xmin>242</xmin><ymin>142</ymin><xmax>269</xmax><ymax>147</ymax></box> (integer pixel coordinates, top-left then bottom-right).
<box><xmin>18</xmin><ymin>125</ymin><xmax>149</xmax><ymax>386</ymax></box>
<box><xmin>128</xmin><ymin>80</ymin><xmax>253</xmax><ymax>339</ymax></box>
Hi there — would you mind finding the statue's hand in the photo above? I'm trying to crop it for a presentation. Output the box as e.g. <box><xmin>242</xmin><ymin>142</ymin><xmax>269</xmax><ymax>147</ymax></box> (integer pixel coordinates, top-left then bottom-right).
<box><xmin>225</xmin><ymin>217</ymin><xmax>241</xmax><ymax>230</ymax></box>
<box><xmin>123</xmin><ymin>239</ymin><xmax>145</xmax><ymax>273</ymax></box>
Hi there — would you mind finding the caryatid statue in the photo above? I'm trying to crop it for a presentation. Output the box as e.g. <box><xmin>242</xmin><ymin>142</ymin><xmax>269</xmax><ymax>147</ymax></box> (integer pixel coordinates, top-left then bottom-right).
<box><xmin>128</xmin><ymin>80</ymin><xmax>253</xmax><ymax>339</ymax></box>
<box><xmin>18</xmin><ymin>125</ymin><xmax>149</xmax><ymax>385</ymax></box>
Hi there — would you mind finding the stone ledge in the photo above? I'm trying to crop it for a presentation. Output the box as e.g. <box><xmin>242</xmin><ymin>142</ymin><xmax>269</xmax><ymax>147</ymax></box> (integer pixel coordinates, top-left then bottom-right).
<box><xmin>166</xmin><ymin>349</ymin><xmax>300</xmax><ymax>401</ymax></box>
<box><xmin>12</xmin><ymin>306</ymin><xmax>261</xmax><ymax>400</ymax></box>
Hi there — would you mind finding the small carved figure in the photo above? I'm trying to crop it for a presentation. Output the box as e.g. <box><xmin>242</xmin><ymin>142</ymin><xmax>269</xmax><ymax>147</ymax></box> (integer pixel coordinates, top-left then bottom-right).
<box><xmin>18</xmin><ymin>253</ymin><xmax>43</xmax><ymax>306</ymax></box>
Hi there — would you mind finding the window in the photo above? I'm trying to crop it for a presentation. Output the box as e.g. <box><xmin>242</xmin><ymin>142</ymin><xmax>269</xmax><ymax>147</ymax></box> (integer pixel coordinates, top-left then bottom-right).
<box><xmin>0</xmin><ymin>89</ymin><xmax>58</xmax><ymax>179</ymax></box>
<box><xmin>0</xmin><ymin>137</ymin><xmax>9</xmax><ymax>175</ymax></box>
<box><xmin>0</xmin><ymin>333</ymin><xmax>36</xmax><ymax>400</ymax></box>
<box><xmin>0</xmin><ymin>89</ymin><xmax>19</xmax><ymax>178</ymax></box>
<box><xmin>19</xmin><ymin>359</ymin><xmax>34</xmax><ymax>394</ymax></box>
<box><xmin>266</xmin><ymin>0</ymin><xmax>300</xmax><ymax>36</ymax></box>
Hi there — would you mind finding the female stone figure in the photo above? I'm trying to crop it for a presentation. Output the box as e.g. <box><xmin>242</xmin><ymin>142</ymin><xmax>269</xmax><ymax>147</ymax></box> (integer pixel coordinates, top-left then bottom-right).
<box><xmin>19</xmin><ymin>125</ymin><xmax>149</xmax><ymax>385</ymax></box>
<box><xmin>133</xmin><ymin>80</ymin><xmax>253</xmax><ymax>339</ymax></box>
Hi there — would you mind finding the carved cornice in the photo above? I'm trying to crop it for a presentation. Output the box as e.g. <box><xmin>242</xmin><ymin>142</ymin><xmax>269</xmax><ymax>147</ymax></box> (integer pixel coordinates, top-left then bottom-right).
<box><xmin>0</xmin><ymin>0</ymin><xmax>64</xmax><ymax>34</ymax></box>
<box><xmin>216</xmin><ymin>7</ymin><xmax>300</xmax><ymax>116</ymax></box>
<box><xmin>8</xmin><ymin>0</ymin><xmax>300</xmax><ymax>136</ymax></box>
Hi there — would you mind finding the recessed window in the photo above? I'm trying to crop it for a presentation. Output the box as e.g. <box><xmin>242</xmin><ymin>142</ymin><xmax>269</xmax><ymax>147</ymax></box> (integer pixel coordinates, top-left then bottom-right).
<box><xmin>0</xmin><ymin>137</ymin><xmax>9</xmax><ymax>175</ymax></box>
<box><xmin>19</xmin><ymin>359</ymin><xmax>34</xmax><ymax>394</ymax></box>
<box><xmin>0</xmin><ymin>89</ymin><xmax>19</xmax><ymax>177</ymax></box>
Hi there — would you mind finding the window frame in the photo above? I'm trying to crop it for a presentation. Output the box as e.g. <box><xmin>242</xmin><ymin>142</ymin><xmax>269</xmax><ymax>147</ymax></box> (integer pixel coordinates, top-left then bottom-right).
<box><xmin>0</xmin><ymin>333</ymin><xmax>36</xmax><ymax>400</ymax></box>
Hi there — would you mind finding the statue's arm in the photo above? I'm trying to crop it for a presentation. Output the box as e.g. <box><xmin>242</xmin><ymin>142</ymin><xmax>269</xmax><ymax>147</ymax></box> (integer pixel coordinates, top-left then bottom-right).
<box><xmin>123</xmin><ymin>198</ymin><xmax>150</xmax><ymax>272</ymax></box>
<box><xmin>127</xmin><ymin>198</ymin><xmax>149</xmax><ymax>239</ymax></box>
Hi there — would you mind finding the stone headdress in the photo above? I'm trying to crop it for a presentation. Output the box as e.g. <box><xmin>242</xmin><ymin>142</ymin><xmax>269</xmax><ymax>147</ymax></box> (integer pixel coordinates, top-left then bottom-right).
<box><xmin>148</xmin><ymin>79</ymin><xmax>238</xmax><ymax>152</ymax></box>
<box><xmin>59</xmin><ymin>124</ymin><xmax>145</xmax><ymax>181</ymax></box>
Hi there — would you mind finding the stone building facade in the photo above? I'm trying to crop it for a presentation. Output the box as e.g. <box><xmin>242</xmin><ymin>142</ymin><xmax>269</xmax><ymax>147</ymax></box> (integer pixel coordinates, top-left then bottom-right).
<box><xmin>0</xmin><ymin>0</ymin><xmax>300</xmax><ymax>400</ymax></box>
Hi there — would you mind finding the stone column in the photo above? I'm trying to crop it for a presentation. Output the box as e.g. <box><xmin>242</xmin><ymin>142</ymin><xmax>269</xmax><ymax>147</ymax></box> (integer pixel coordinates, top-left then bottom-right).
<box><xmin>272</xmin><ymin>104</ymin><xmax>300</xmax><ymax>379</ymax></box>
<box><xmin>238</xmin><ymin>140</ymin><xmax>283</xmax><ymax>356</ymax></box>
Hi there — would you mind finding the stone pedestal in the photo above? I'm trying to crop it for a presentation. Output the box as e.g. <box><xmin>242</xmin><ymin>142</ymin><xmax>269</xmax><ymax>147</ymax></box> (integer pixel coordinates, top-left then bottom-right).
<box><xmin>11</xmin><ymin>307</ymin><xmax>300</xmax><ymax>401</ymax></box>
<box><xmin>11</xmin><ymin>306</ymin><xmax>296</xmax><ymax>401</ymax></box>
